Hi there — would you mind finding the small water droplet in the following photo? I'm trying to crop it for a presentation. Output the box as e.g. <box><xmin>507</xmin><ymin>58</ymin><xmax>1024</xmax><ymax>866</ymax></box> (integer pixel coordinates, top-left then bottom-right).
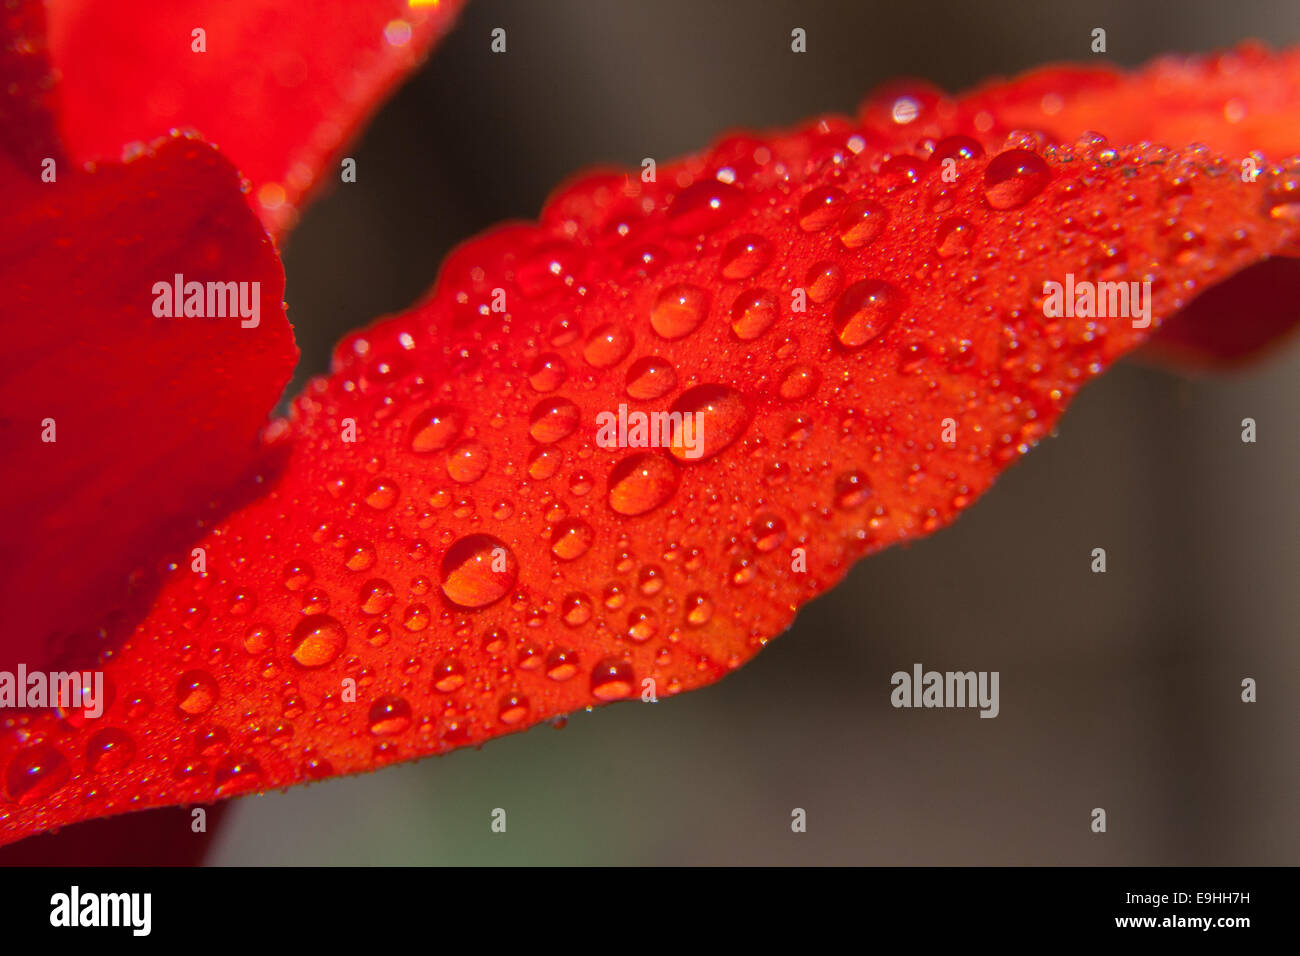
<box><xmin>669</xmin><ymin>180</ymin><xmax>745</xmax><ymax>235</ymax></box>
<box><xmin>6</xmin><ymin>744</ymin><xmax>70</xmax><ymax>803</ymax></box>
<box><xmin>527</xmin><ymin>353</ymin><xmax>568</xmax><ymax>392</ymax></box>
<box><xmin>447</xmin><ymin>441</ymin><xmax>490</xmax><ymax>483</ymax></box>
<box><xmin>778</xmin><ymin>364</ymin><xmax>820</xmax><ymax>400</ymax></box>
<box><xmin>364</xmin><ymin>478</ymin><xmax>400</xmax><ymax>510</ymax></box>
<box><xmin>86</xmin><ymin>728</ymin><xmax>135</xmax><ymax>774</ymax></box>
<box><xmin>561</xmin><ymin>592</ymin><xmax>593</xmax><ymax>626</ymax></box>
<box><xmin>550</xmin><ymin>518</ymin><xmax>595</xmax><ymax>561</ymax></box>
<box><xmin>936</xmin><ymin>217</ymin><xmax>977</xmax><ymax>257</ymax></box>
<box><xmin>835</xmin><ymin>470</ymin><xmax>874</xmax><ymax>508</ymax></box>
<box><xmin>282</xmin><ymin>561</ymin><xmax>314</xmax><ymax>592</ymax></box>
<box><xmin>433</xmin><ymin>658</ymin><xmax>467</xmax><ymax>692</ymax></box>
<box><xmin>546</xmin><ymin>647</ymin><xmax>580</xmax><ymax>680</ymax></box>
<box><xmin>498</xmin><ymin>693</ymin><xmax>530</xmax><ymax>724</ymax></box>
<box><xmin>359</xmin><ymin>578</ymin><xmax>395</xmax><ymax>615</ymax></box>
<box><xmin>684</xmin><ymin>592</ymin><xmax>714</xmax><ymax>627</ymax></box>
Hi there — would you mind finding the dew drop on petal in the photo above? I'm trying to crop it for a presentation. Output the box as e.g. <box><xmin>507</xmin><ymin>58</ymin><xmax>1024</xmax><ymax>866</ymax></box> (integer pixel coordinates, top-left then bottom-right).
<box><xmin>440</xmin><ymin>534</ymin><xmax>518</xmax><ymax>608</ymax></box>
<box><xmin>176</xmin><ymin>669</ymin><xmax>219</xmax><ymax>714</ymax></box>
<box><xmin>289</xmin><ymin>615</ymin><xmax>347</xmax><ymax>668</ymax></box>
<box><xmin>669</xmin><ymin>384</ymin><xmax>751</xmax><ymax>462</ymax></box>
<box><xmin>833</xmin><ymin>279</ymin><xmax>904</xmax><ymax>349</ymax></box>
<box><xmin>625</xmin><ymin>356</ymin><xmax>677</xmax><ymax>399</ymax></box>
<box><xmin>591</xmin><ymin>657</ymin><xmax>636</xmax><ymax>700</ymax></box>
<box><xmin>983</xmin><ymin>148</ymin><xmax>1050</xmax><ymax>210</ymax></box>
<box><xmin>651</xmin><ymin>283</ymin><xmax>711</xmax><ymax>339</ymax></box>
<box><xmin>607</xmin><ymin>453</ymin><xmax>679</xmax><ymax>516</ymax></box>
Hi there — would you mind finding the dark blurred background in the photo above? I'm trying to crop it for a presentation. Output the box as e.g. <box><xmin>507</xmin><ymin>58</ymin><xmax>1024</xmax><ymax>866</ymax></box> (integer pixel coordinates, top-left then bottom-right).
<box><xmin>213</xmin><ymin>0</ymin><xmax>1300</xmax><ymax>864</ymax></box>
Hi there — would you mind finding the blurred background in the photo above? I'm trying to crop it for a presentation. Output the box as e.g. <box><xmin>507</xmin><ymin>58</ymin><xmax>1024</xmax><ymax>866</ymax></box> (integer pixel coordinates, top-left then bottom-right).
<box><xmin>212</xmin><ymin>0</ymin><xmax>1300</xmax><ymax>864</ymax></box>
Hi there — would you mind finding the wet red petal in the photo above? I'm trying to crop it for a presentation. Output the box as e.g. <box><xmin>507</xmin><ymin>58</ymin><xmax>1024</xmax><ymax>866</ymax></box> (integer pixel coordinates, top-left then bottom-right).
<box><xmin>0</xmin><ymin>135</ymin><xmax>296</xmax><ymax>677</ymax></box>
<box><xmin>5</xmin><ymin>48</ymin><xmax>1300</xmax><ymax>844</ymax></box>
<box><xmin>43</xmin><ymin>0</ymin><xmax>464</xmax><ymax>239</ymax></box>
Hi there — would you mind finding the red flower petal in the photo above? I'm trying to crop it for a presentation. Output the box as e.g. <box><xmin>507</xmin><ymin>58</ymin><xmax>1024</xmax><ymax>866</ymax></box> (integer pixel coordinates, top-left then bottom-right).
<box><xmin>0</xmin><ymin>135</ymin><xmax>296</xmax><ymax>678</ymax></box>
<box><xmin>43</xmin><ymin>0</ymin><xmax>464</xmax><ymax>238</ymax></box>
<box><xmin>5</xmin><ymin>48</ymin><xmax>1300</xmax><ymax>845</ymax></box>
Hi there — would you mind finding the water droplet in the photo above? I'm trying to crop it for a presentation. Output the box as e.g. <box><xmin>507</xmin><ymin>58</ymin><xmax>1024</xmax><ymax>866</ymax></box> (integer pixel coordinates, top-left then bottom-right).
<box><xmin>282</xmin><ymin>561</ymin><xmax>314</xmax><ymax>592</ymax></box>
<box><xmin>719</xmin><ymin>234</ymin><xmax>773</xmax><ymax>279</ymax></box>
<box><xmin>561</xmin><ymin>592</ymin><xmax>593</xmax><ymax>626</ymax></box>
<box><xmin>983</xmin><ymin>149</ymin><xmax>1050</xmax><ymax>210</ymax></box>
<box><xmin>684</xmin><ymin>592</ymin><xmax>714</xmax><ymax>627</ymax></box>
<box><xmin>625</xmin><ymin>356</ymin><xmax>677</xmax><ymax>399</ymax></box>
<box><xmin>402</xmin><ymin>603</ymin><xmax>431</xmax><ymax>632</ymax></box>
<box><xmin>583</xmin><ymin>323</ymin><xmax>634</xmax><ymax>367</ymax></box>
<box><xmin>798</xmin><ymin>185</ymin><xmax>846</xmax><ymax>232</ymax></box>
<box><xmin>441</xmin><ymin>534</ymin><xmax>517</xmax><ymax>608</ymax></box>
<box><xmin>669</xmin><ymin>180</ymin><xmax>745</xmax><ymax>235</ymax></box>
<box><xmin>213</xmin><ymin>755</ymin><xmax>262</xmax><ymax>795</ymax></box>
<box><xmin>804</xmin><ymin>260</ymin><xmax>844</xmax><ymax>305</ymax></box>
<box><xmin>546</xmin><ymin>647</ymin><xmax>580</xmax><ymax>680</ymax></box>
<box><xmin>625</xmin><ymin>606</ymin><xmax>658</xmax><ymax>643</ymax></box>
<box><xmin>607</xmin><ymin>453</ymin><xmax>679</xmax><ymax>515</ymax></box>
<box><xmin>447</xmin><ymin>441</ymin><xmax>490</xmax><ymax>483</ymax></box>
<box><xmin>669</xmin><ymin>384</ymin><xmax>750</xmax><ymax>462</ymax></box>
<box><xmin>778</xmin><ymin>363</ymin><xmax>820</xmax><ymax>400</ymax></box>
<box><xmin>193</xmin><ymin>725</ymin><xmax>229</xmax><ymax>757</ymax></box>
<box><xmin>359</xmin><ymin>578</ymin><xmax>395</xmax><ymax>615</ymax></box>
<box><xmin>637</xmin><ymin>565</ymin><xmax>665</xmax><ymax>596</ymax></box>
<box><xmin>289</xmin><ymin>616</ymin><xmax>347</xmax><ymax>667</ymax></box>
<box><xmin>936</xmin><ymin>217</ymin><xmax>977</xmax><ymax>257</ymax></box>
<box><xmin>527</xmin><ymin>353</ymin><xmax>568</xmax><ymax>392</ymax></box>
<box><xmin>651</xmin><ymin>283</ymin><xmax>711</xmax><ymax>339</ymax></box>
<box><xmin>730</xmin><ymin>288</ymin><xmax>778</xmax><ymax>340</ymax></box>
<box><xmin>837</xmin><ymin>199</ymin><xmax>889</xmax><ymax>248</ymax></box>
<box><xmin>528</xmin><ymin>398</ymin><xmax>580</xmax><ymax>443</ymax></box>
<box><xmin>364</xmin><ymin>478</ymin><xmax>400</xmax><ymax>510</ymax></box>
<box><xmin>344</xmin><ymin>541</ymin><xmax>376</xmax><ymax>571</ymax></box>
<box><xmin>227</xmin><ymin>590</ymin><xmax>256</xmax><ymax>617</ymax></box>
<box><xmin>550</xmin><ymin>518</ymin><xmax>595</xmax><ymax>561</ymax></box>
<box><xmin>591</xmin><ymin>658</ymin><xmax>636</xmax><ymax>700</ymax></box>
<box><xmin>752</xmin><ymin>513</ymin><xmax>787</xmax><ymax>552</ymax></box>
<box><xmin>833</xmin><ymin>279</ymin><xmax>904</xmax><ymax>349</ymax></box>
<box><xmin>408</xmin><ymin>404</ymin><xmax>464</xmax><ymax>453</ymax></box>
<box><xmin>5</xmin><ymin>744</ymin><xmax>70</xmax><ymax>804</ymax></box>
<box><xmin>1265</xmin><ymin>171</ymin><xmax>1300</xmax><ymax>223</ymax></box>
<box><xmin>86</xmin><ymin>728</ymin><xmax>135</xmax><ymax>774</ymax></box>
<box><xmin>369</xmin><ymin>696</ymin><xmax>412</xmax><ymax>735</ymax></box>
<box><xmin>176</xmin><ymin>670</ymin><xmax>219</xmax><ymax>715</ymax></box>
<box><xmin>498</xmin><ymin>693</ymin><xmax>530</xmax><ymax>724</ymax></box>
<box><xmin>932</xmin><ymin>134</ymin><xmax>985</xmax><ymax>164</ymax></box>
<box><xmin>433</xmin><ymin>657</ymin><xmax>467</xmax><ymax>692</ymax></box>
<box><xmin>528</xmin><ymin>446</ymin><xmax>562</xmax><ymax>479</ymax></box>
<box><xmin>835</xmin><ymin>470</ymin><xmax>874</xmax><ymax>508</ymax></box>
<box><xmin>877</xmin><ymin>155</ymin><xmax>924</xmax><ymax>192</ymax></box>
<box><xmin>568</xmin><ymin>472</ymin><xmax>593</xmax><ymax>497</ymax></box>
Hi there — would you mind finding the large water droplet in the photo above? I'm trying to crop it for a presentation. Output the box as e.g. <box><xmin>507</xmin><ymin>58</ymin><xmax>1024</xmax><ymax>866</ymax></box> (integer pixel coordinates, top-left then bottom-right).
<box><xmin>369</xmin><ymin>696</ymin><xmax>412</xmax><ymax>735</ymax></box>
<box><xmin>833</xmin><ymin>279</ymin><xmax>904</xmax><ymax>349</ymax></box>
<box><xmin>583</xmin><ymin>323</ymin><xmax>635</xmax><ymax>367</ymax></box>
<box><xmin>936</xmin><ymin>217</ymin><xmax>977</xmax><ymax>257</ymax></box>
<box><xmin>607</xmin><ymin>453</ymin><xmax>679</xmax><ymax>515</ymax></box>
<box><xmin>983</xmin><ymin>148</ymin><xmax>1050</xmax><ymax>210</ymax></box>
<box><xmin>441</xmin><ymin>534</ymin><xmax>518</xmax><ymax>608</ymax></box>
<box><xmin>447</xmin><ymin>441</ymin><xmax>490</xmax><ymax>483</ymax></box>
<box><xmin>837</xmin><ymin>199</ymin><xmax>889</xmax><ymax>248</ymax></box>
<box><xmin>719</xmin><ymin>234</ymin><xmax>773</xmax><ymax>279</ymax></box>
<box><xmin>731</xmin><ymin>288</ymin><xmax>778</xmax><ymax>340</ymax></box>
<box><xmin>86</xmin><ymin>728</ymin><xmax>136</xmax><ymax>774</ymax></box>
<box><xmin>550</xmin><ymin>518</ymin><xmax>595</xmax><ymax>560</ymax></box>
<box><xmin>798</xmin><ymin>185</ymin><xmax>846</xmax><ymax>232</ymax></box>
<box><xmin>651</xmin><ymin>283</ymin><xmax>711</xmax><ymax>339</ymax></box>
<box><xmin>590</xmin><ymin>658</ymin><xmax>636</xmax><ymax>700</ymax></box>
<box><xmin>5</xmin><ymin>744</ymin><xmax>70</xmax><ymax>804</ymax></box>
<box><xmin>528</xmin><ymin>398</ymin><xmax>580</xmax><ymax>443</ymax></box>
<box><xmin>668</xmin><ymin>384</ymin><xmax>750</xmax><ymax>462</ymax></box>
<box><xmin>527</xmin><ymin>353</ymin><xmax>568</xmax><ymax>393</ymax></box>
<box><xmin>176</xmin><ymin>670</ymin><xmax>219</xmax><ymax>714</ymax></box>
<box><xmin>408</xmin><ymin>404</ymin><xmax>464</xmax><ymax>453</ymax></box>
<box><xmin>289</xmin><ymin>615</ymin><xmax>347</xmax><ymax>667</ymax></box>
<box><xmin>359</xmin><ymin>578</ymin><xmax>395</xmax><ymax>615</ymax></box>
<box><xmin>669</xmin><ymin>180</ymin><xmax>745</xmax><ymax>235</ymax></box>
<box><xmin>625</xmin><ymin>356</ymin><xmax>677</xmax><ymax>399</ymax></box>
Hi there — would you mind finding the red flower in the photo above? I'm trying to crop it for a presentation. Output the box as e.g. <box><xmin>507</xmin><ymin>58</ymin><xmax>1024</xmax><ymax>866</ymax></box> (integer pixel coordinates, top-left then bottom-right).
<box><xmin>2</xmin><ymin>3</ymin><xmax>1298</xmax><ymax>852</ymax></box>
